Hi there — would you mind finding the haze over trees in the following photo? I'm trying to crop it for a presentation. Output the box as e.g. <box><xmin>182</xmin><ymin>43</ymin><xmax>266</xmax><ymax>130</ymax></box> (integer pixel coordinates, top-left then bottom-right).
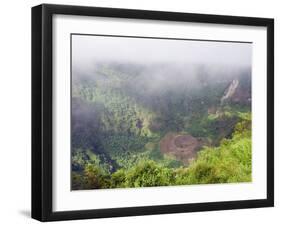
<box><xmin>71</xmin><ymin>35</ymin><xmax>252</xmax><ymax>190</ymax></box>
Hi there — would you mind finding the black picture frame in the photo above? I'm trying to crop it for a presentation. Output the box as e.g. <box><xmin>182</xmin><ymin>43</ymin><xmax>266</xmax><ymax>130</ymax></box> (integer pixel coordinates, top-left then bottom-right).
<box><xmin>32</xmin><ymin>3</ymin><xmax>274</xmax><ymax>222</ymax></box>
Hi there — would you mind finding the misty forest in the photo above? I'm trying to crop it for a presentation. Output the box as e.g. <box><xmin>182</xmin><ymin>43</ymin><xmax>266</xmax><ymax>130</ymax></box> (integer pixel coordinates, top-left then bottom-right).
<box><xmin>71</xmin><ymin>35</ymin><xmax>252</xmax><ymax>190</ymax></box>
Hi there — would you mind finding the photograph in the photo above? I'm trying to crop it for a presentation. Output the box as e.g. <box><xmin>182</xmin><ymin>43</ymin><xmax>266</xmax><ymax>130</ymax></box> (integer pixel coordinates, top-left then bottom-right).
<box><xmin>71</xmin><ymin>34</ymin><xmax>252</xmax><ymax>190</ymax></box>
<box><xmin>31</xmin><ymin>3</ymin><xmax>274</xmax><ymax>221</ymax></box>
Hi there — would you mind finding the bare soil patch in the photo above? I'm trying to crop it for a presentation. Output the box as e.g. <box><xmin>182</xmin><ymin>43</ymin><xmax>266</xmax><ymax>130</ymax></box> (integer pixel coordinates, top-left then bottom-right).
<box><xmin>160</xmin><ymin>133</ymin><xmax>205</xmax><ymax>164</ymax></box>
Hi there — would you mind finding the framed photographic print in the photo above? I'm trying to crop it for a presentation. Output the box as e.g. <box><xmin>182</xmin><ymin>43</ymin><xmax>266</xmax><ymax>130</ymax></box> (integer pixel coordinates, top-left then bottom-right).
<box><xmin>32</xmin><ymin>4</ymin><xmax>274</xmax><ymax>221</ymax></box>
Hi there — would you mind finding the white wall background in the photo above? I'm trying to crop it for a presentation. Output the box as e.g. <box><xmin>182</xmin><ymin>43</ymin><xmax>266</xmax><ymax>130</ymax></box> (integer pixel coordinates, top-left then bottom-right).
<box><xmin>0</xmin><ymin>0</ymin><xmax>278</xmax><ymax>225</ymax></box>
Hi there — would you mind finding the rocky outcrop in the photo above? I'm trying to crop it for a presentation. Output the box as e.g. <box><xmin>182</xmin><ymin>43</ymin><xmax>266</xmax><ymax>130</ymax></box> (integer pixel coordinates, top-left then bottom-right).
<box><xmin>221</xmin><ymin>79</ymin><xmax>239</xmax><ymax>105</ymax></box>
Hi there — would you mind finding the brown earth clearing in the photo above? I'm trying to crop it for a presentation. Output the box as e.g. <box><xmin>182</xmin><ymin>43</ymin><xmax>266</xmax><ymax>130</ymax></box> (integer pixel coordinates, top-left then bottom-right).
<box><xmin>160</xmin><ymin>133</ymin><xmax>206</xmax><ymax>164</ymax></box>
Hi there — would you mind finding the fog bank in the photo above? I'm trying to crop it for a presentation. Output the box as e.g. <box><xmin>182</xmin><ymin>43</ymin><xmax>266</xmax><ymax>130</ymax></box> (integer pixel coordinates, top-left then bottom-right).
<box><xmin>72</xmin><ymin>34</ymin><xmax>252</xmax><ymax>74</ymax></box>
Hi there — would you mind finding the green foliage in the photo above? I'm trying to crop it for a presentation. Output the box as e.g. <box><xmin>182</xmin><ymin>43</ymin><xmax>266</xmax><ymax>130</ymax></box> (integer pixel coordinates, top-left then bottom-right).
<box><xmin>71</xmin><ymin>64</ymin><xmax>252</xmax><ymax>190</ymax></box>
<box><xmin>75</xmin><ymin>80</ymin><xmax>155</xmax><ymax>137</ymax></box>
<box><xmin>125</xmin><ymin>160</ymin><xmax>174</xmax><ymax>187</ymax></box>
<box><xmin>71</xmin><ymin>149</ymin><xmax>112</xmax><ymax>174</ymax></box>
<box><xmin>177</xmin><ymin>116</ymin><xmax>252</xmax><ymax>184</ymax></box>
<box><xmin>83</xmin><ymin>164</ymin><xmax>111</xmax><ymax>189</ymax></box>
<box><xmin>188</xmin><ymin>105</ymin><xmax>250</xmax><ymax>145</ymax></box>
<box><xmin>72</xmin><ymin>116</ymin><xmax>251</xmax><ymax>190</ymax></box>
<box><xmin>111</xmin><ymin>169</ymin><xmax>127</xmax><ymax>188</ymax></box>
